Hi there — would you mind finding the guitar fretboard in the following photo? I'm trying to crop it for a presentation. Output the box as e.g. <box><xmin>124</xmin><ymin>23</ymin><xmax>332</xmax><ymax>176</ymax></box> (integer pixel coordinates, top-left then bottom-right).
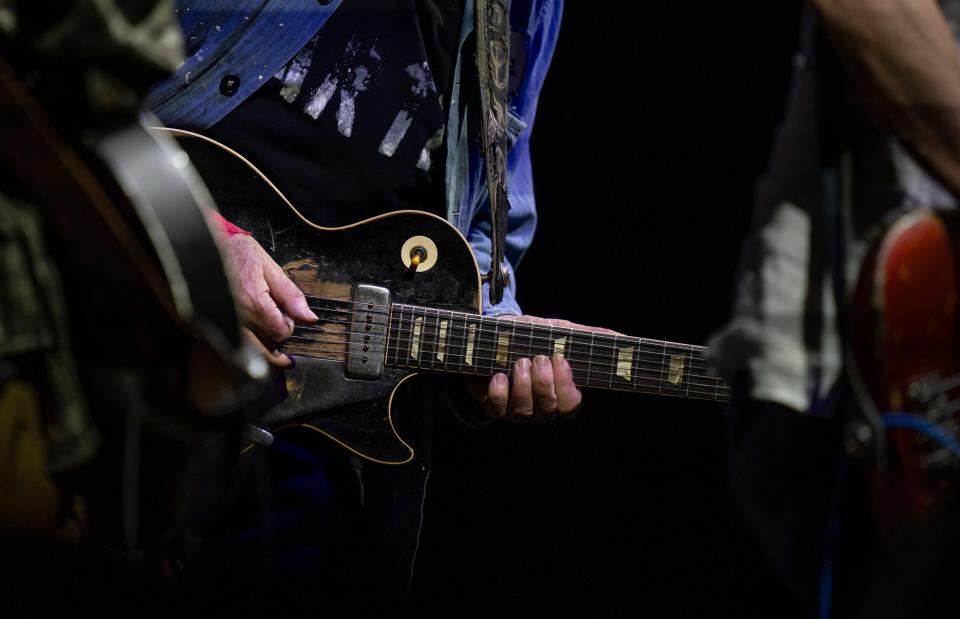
<box><xmin>386</xmin><ymin>304</ymin><xmax>730</xmax><ymax>402</ymax></box>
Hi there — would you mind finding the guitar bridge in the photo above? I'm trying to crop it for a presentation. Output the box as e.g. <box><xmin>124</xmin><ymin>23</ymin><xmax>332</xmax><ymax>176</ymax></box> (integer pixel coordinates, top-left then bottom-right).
<box><xmin>345</xmin><ymin>284</ymin><xmax>391</xmax><ymax>380</ymax></box>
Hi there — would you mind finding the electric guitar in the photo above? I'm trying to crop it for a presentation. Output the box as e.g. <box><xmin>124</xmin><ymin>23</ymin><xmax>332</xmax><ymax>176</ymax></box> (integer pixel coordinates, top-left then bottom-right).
<box><xmin>850</xmin><ymin>207</ymin><xmax>960</xmax><ymax>538</ymax></box>
<box><xmin>160</xmin><ymin>128</ymin><xmax>731</xmax><ymax>465</ymax></box>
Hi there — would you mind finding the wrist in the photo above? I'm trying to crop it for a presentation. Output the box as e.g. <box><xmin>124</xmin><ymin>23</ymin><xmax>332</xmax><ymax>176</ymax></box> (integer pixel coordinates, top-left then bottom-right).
<box><xmin>208</xmin><ymin>209</ymin><xmax>251</xmax><ymax>238</ymax></box>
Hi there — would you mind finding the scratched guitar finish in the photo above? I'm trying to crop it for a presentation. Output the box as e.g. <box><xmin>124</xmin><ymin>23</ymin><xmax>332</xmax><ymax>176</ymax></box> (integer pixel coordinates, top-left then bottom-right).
<box><xmin>165</xmin><ymin>128</ymin><xmax>730</xmax><ymax>464</ymax></box>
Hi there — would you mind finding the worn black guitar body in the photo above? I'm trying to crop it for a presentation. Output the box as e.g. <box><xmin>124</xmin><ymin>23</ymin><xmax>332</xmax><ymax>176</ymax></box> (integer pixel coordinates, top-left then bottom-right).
<box><xmin>162</xmin><ymin>128</ymin><xmax>731</xmax><ymax>464</ymax></box>
<box><xmin>164</xmin><ymin>129</ymin><xmax>482</xmax><ymax>464</ymax></box>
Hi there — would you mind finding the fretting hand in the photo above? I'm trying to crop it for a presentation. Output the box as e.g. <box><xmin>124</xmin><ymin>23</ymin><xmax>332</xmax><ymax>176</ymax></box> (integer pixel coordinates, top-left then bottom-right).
<box><xmin>465</xmin><ymin>315</ymin><xmax>618</xmax><ymax>422</ymax></box>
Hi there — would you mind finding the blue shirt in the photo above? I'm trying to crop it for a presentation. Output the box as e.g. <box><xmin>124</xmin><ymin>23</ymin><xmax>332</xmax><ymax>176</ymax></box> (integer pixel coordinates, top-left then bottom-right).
<box><xmin>146</xmin><ymin>0</ymin><xmax>564</xmax><ymax>317</ymax></box>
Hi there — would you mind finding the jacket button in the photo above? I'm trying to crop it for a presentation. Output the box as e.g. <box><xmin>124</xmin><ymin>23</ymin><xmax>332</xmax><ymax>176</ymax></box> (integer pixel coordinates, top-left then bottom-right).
<box><xmin>219</xmin><ymin>74</ymin><xmax>240</xmax><ymax>96</ymax></box>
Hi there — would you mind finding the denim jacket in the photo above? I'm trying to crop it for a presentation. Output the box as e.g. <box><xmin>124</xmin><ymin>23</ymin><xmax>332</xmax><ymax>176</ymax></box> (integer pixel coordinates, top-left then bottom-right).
<box><xmin>146</xmin><ymin>0</ymin><xmax>563</xmax><ymax>316</ymax></box>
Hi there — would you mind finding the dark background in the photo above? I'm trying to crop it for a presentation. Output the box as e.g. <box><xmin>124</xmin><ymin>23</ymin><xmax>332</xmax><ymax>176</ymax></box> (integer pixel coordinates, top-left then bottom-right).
<box><xmin>418</xmin><ymin>2</ymin><xmax>808</xmax><ymax>616</ymax></box>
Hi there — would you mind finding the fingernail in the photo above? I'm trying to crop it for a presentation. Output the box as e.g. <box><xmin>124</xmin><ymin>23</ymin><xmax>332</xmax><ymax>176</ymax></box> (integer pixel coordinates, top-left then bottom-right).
<box><xmin>285</xmin><ymin>354</ymin><xmax>297</xmax><ymax>369</ymax></box>
<box><xmin>534</xmin><ymin>355</ymin><xmax>550</xmax><ymax>368</ymax></box>
<box><xmin>516</xmin><ymin>357</ymin><xmax>531</xmax><ymax>370</ymax></box>
<box><xmin>493</xmin><ymin>373</ymin><xmax>508</xmax><ymax>388</ymax></box>
<box><xmin>284</xmin><ymin>315</ymin><xmax>295</xmax><ymax>334</ymax></box>
<box><xmin>297</xmin><ymin>298</ymin><xmax>319</xmax><ymax>321</ymax></box>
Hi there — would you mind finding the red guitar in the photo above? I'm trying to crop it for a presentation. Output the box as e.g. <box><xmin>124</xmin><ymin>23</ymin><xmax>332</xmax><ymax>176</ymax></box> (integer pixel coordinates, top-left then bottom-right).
<box><xmin>850</xmin><ymin>207</ymin><xmax>960</xmax><ymax>538</ymax></box>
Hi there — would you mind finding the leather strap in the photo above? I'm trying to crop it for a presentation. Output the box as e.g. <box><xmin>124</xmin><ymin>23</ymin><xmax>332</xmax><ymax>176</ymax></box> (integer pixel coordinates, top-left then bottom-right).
<box><xmin>474</xmin><ymin>0</ymin><xmax>511</xmax><ymax>305</ymax></box>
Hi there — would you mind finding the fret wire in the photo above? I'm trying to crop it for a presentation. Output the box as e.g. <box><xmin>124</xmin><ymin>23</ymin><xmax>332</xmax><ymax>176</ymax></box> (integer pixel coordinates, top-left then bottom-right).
<box><xmin>493</xmin><ymin>316</ymin><xmax>505</xmax><ymax>372</ymax></box>
<box><xmin>425</xmin><ymin>308</ymin><xmax>435</xmax><ymax>371</ymax></box>
<box><xmin>424</xmin><ymin>307</ymin><xmax>433</xmax><ymax>370</ymax></box>
<box><xmin>415</xmin><ymin>308</ymin><xmax>427</xmax><ymax>370</ymax></box>
<box><xmin>525</xmin><ymin>321</ymin><xmax>535</xmax><ymax>359</ymax></box>
<box><xmin>476</xmin><ymin>315</ymin><xmax>486</xmax><ymax>374</ymax></box>
<box><xmin>585</xmin><ymin>331</ymin><xmax>597</xmax><ymax>388</ymax></box>
<box><xmin>402</xmin><ymin>305</ymin><xmax>412</xmax><ymax>365</ymax></box>
<box><xmin>456</xmin><ymin>313</ymin><xmax>465</xmax><ymax>374</ymax></box>
<box><xmin>658</xmin><ymin>340</ymin><xmax>666</xmax><ymax>394</ymax></box>
<box><xmin>467</xmin><ymin>316</ymin><xmax>477</xmax><ymax>372</ymax></box>
<box><xmin>509</xmin><ymin>318</ymin><xmax>518</xmax><ymax>369</ymax></box>
<box><xmin>491</xmin><ymin>315</ymin><xmax>503</xmax><ymax>372</ymax></box>
<box><xmin>608</xmin><ymin>335</ymin><xmax>618</xmax><ymax>390</ymax></box>
<box><xmin>437</xmin><ymin>308</ymin><xmax>448</xmax><ymax>371</ymax></box>
<box><xmin>414</xmin><ymin>308</ymin><xmax>423</xmax><ymax>369</ymax></box>
<box><xmin>437</xmin><ymin>308</ymin><xmax>446</xmax><ymax>370</ymax></box>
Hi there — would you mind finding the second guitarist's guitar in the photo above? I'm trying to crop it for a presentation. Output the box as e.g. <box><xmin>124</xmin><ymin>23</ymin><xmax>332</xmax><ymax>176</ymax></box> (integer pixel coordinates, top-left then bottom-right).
<box><xmin>161</xmin><ymin>128</ymin><xmax>731</xmax><ymax>465</ymax></box>
<box><xmin>849</xmin><ymin>207</ymin><xmax>960</xmax><ymax>538</ymax></box>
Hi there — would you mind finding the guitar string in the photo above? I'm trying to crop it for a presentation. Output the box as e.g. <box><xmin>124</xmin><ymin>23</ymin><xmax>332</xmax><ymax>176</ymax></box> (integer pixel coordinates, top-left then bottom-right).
<box><xmin>291</xmin><ymin>321</ymin><xmax>722</xmax><ymax>377</ymax></box>
<box><xmin>288</xmin><ymin>327</ymin><xmax>725</xmax><ymax>379</ymax></box>
<box><xmin>291</xmin><ymin>330</ymin><xmax>721</xmax><ymax>380</ymax></box>
<box><xmin>299</xmin><ymin>295</ymin><xmax>723</xmax><ymax>379</ymax></box>
<box><xmin>296</xmin><ymin>310</ymin><xmax>720</xmax><ymax>373</ymax></box>
<box><xmin>284</xmin><ymin>334</ymin><xmax>730</xmax><ymax>392</ymax></box>
<box><xmin>284</xmin><ymin>339</ymin><xmax>729</xmax><ymax>398</ymax></box>
<box><xmin>302</xmin><ymin>296</ymin><xmax>713</xmax><ymax>356</ymax></box>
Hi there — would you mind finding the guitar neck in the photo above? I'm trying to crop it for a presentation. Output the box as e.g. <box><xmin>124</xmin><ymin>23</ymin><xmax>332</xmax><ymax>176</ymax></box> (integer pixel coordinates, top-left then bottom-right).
<box><xmin>385</xmin><ymin>304</ymin><xmax>730</xmax><ymax>403</ymax></box>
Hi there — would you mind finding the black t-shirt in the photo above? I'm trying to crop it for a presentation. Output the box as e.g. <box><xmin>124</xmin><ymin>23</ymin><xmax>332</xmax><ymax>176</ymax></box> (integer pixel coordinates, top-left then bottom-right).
<box><xmin>208</xmin><ymin>0</ymin><xmax>463</xmax><ymax>226</ymax></box>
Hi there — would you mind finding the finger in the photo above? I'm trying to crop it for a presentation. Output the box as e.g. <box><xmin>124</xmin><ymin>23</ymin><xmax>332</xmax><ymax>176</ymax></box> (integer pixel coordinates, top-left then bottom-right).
<box><xmin>531</xmin><ymin>355</ymin><xmax>558</xmax><ymax>414</ymax></box>
<box><xmin>553</xmin><ymin>356</ymin><xmax>582</xmax><ymax>415</ymax></box>
<box><xmin>484</xmin><ymin>373</ymin><xmax>510</xmax><ymax>419</ymax></box>
<box><xmin>242</xmin><ymin>327</ymin><xmax>292</xmax><ymax>368</ymax></box>
<box><xmin>222</xmin><ymin>236</ymin><xmax>300</xmax><ymax>342</ymax></box>
<box><xmin>509</xmin><ymin>358</ymin><xmax>534</xmax><ymax>418</ymax></box>
<box><xmin>263</xmin><ymin>258</ymin><xmax>318</xmax><ymax>324</ymax></box>
<box><xmin>252</xmin><ymin>286</ymin><xmax>295</xmax><ymax>343</ymax></box>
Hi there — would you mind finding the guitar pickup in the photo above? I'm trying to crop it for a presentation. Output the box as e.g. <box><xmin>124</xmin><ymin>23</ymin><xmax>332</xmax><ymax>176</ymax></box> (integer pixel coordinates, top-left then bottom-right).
<box><xmin>345</xmin><ymin>284</ymin><xmax>391</xmax><ymax>380</ymax></box>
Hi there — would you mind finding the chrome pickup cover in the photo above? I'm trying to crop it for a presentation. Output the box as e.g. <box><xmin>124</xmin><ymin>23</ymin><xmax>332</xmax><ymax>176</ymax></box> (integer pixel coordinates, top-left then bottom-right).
<box><xmin>345</xmin><ymin>284</ymin><xmax>391</xmax><ymax>379</ymax></box>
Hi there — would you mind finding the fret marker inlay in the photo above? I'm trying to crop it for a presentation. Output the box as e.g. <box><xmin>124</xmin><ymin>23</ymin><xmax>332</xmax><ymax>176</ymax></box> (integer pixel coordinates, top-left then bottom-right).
<box><xmin>553</xmin><ymin>336</ymin><xmax>567</xmax><ymax>359</ymax></box>
<box><xmin>466</xmin><ymin>324</ymin><xmax>477</xmax><ymax>366</ymax></box>
<box><xmin>411</xmin><ymin>316</ymin><xmax>423</xmax><ymax>359</ymax></box>
<box><xmin>617</xmin><ymin>346</ymin><xmax>634</xmax><ymax>380</ymax></box>
<box><xmin>437</xmin><ymin>320</ymin><xmax>448</xmax><ymax>361</ymax></box>
<box><xmin>496</xmin><ymin>331</ymin><xmax>511</xmax><ymax>366</ymax></box>
<box><xmin>668</xmin><ymin>354</ymin><xmax>685</xmax><ymax>385</ymax></box>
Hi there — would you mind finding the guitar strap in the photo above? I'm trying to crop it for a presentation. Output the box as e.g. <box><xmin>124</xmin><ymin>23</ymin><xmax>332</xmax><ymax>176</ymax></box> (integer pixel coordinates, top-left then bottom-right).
<box><xmin>474</xmin><ymin>0</ymin><xmax>511</xmax><ymax>305</ymax></box>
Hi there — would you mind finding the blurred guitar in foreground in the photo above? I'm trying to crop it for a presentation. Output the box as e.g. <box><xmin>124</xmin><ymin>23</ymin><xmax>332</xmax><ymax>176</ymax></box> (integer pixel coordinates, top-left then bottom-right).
<box><xmin>0</xmin><ymin>52</ymin><xmax>266</xmax><ymax>551</ymax></box>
